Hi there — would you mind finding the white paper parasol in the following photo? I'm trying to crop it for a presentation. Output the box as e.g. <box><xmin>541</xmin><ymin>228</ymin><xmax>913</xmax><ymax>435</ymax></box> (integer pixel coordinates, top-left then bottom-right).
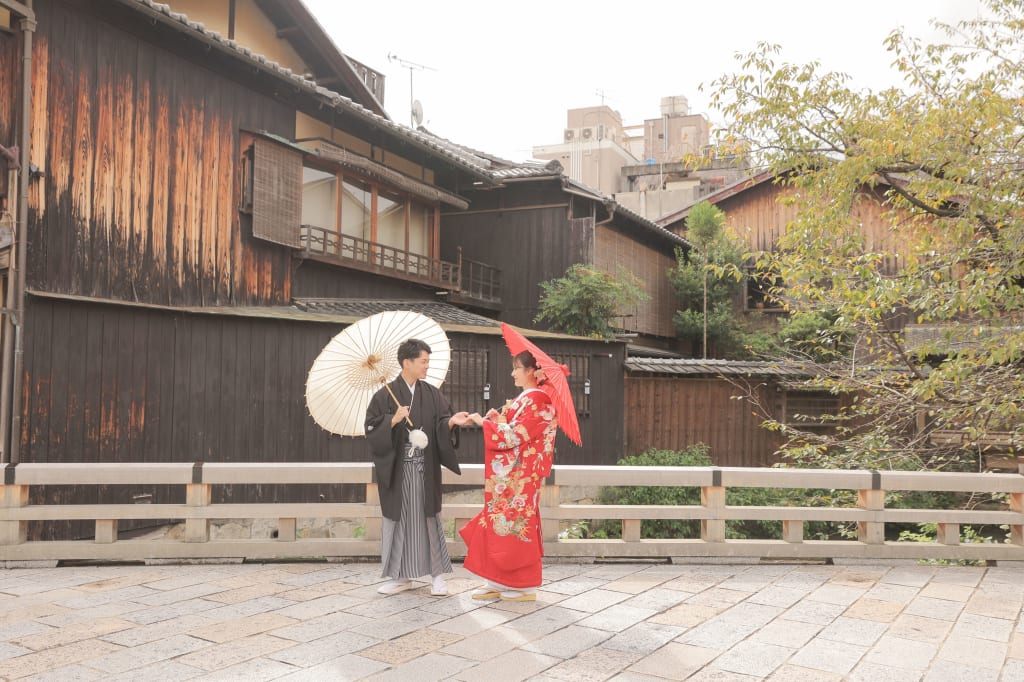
<box><xmin>305</xmin><ymin>310</ymin><xmax>451</xmax><ymax>436</ymax></box>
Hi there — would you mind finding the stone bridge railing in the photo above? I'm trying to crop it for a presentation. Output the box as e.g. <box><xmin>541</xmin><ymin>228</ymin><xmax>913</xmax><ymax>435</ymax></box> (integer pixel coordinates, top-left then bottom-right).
<box><xmin>1</xmin><ymin>463</ymin><xmax>1022</xmax><ymax>564</ymax></box>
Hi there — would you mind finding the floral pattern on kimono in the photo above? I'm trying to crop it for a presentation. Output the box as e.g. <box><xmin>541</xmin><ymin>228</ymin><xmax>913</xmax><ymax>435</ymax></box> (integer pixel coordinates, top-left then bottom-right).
<box><xmin>460</xmin><ymin>387</ymin><xmax>558</xmax><ymax>588</ymax></box>
<box><xmin>481</xmin><ymin>389</ymin><xmax>558</xmax><ymax>543</ymax></box>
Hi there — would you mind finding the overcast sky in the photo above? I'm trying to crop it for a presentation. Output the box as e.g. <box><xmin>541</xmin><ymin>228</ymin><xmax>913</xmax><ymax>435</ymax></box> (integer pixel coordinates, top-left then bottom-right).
<box><xmin>304</xmin><ymin>1</ymin><xmax>984</xmax><ymax>162</ymax></box>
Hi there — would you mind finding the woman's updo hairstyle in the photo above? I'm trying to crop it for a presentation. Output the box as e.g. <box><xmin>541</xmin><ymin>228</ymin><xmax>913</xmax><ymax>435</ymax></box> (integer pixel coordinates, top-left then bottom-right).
<box><xmin>513</xmin><ymin>350</ymin><xmax>538</xmax><ymax>371</ymax></box>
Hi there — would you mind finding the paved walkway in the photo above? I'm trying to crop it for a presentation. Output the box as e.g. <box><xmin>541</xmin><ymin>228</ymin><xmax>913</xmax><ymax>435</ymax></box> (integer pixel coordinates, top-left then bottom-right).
<box><xmin>0</xmin><ymin>559</ymin><xmax>1020</xmax><ymax>681</ymax></box>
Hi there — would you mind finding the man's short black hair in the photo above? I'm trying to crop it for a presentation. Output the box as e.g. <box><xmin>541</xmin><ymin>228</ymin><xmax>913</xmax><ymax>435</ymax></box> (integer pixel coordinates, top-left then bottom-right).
<box><xmin>397</xmin><ymin>338</ymin><xmax>432</xmax><ymax>365</ymax></box>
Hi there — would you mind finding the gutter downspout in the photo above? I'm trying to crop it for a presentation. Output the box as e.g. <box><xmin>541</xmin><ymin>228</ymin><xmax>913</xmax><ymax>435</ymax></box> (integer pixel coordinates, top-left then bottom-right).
<box><xmin>0</xmin><ymin>0</ymin><xmax>34</xmax><ymax>463</ymax></box>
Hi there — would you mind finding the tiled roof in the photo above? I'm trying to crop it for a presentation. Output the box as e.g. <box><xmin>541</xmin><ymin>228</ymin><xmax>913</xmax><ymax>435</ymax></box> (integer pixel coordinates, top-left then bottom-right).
<box><xmin>125</xmin><ymin>1</ymin><xmax>686</xmax><ymax>249</ymax></box>
<box><xmin>122</xmin><ymin>0</ymin><xmax>498</xmax><ymax>185</ymax></box>
<box><xmin>625</xmin><ymin>357</ymin><xmax>814</xmax><ymax>377</ymax></box>
<box><xmin>626</xmin><ymin>344</ymin><xmax>685</xmax><ymax>359</ymax></box>
<box><xmin>903</xmin><ymin>324</ymin><xmax>1024</xmax><ymax>354</ymax></box>
<box><xmin>293</xmin><ymin>299</ymin><xmax>501</xmax><ymax>328</ymax></box>
<box><xmin>561</xmin><ymin>178</ymin><xmax>690</xmax><ymax>248</ymax></box>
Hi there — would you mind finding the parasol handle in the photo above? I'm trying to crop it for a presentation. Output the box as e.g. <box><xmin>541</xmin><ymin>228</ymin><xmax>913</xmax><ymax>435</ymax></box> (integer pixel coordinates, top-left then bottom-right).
<box><xmin>382</xmin><ymin>382</ymin><xmax>415</xmax><ymax>428</ymax></box>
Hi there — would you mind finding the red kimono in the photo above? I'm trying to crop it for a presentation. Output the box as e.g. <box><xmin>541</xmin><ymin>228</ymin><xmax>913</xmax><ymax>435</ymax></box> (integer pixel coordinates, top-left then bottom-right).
<box><xmin>460</xmin><ymin>388</ymin><xmax>558</xmax><ymax>588</ymax></box>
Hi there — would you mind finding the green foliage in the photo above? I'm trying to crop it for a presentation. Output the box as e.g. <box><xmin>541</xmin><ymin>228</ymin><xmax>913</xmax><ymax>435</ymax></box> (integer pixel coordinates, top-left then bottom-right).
<box><xmin>590</xmin><ymin>446</ymin><xmax>854</xmax><ymax>540</ymax></box>
<box><xmin>670</xmin><ymin>205</ymin><xmax>760</xmax><ymax>358</ymax></box>
<box><xmin>535</xmin><ymin>264</ymin><xmax>648</xmax><ymax>339</ymax></box>
<box><xmin>897</xmin><ymin>522</ymin><xmax>1007</xmax><ymax>565</ymax></box>
<box><xmin>704</xmin><ymin>2</ymin><xmax>1024</xmax><ymax>470</ymax></box>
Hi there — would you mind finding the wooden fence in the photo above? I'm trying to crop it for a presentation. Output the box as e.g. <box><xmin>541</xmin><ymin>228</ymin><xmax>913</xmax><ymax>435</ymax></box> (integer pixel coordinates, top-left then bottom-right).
<box><xmin>1</xmin><ymin>463</ymin><xmax>1022</xmax><ymax>563</ymax></box>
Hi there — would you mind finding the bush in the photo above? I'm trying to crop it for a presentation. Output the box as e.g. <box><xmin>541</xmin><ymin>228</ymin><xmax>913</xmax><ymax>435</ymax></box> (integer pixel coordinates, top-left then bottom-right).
<box><xmin>590</xmin><ymin>446</ymin><xmax>855</xmax><ymax>540</ymax></box>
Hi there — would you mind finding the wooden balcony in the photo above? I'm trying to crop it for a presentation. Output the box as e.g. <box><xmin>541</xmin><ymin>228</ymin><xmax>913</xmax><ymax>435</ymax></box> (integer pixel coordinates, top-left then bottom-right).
<box><xmin>299</xmin><ymin>224</ymin><xmax>501</xmax><ymax>306</ymax></box>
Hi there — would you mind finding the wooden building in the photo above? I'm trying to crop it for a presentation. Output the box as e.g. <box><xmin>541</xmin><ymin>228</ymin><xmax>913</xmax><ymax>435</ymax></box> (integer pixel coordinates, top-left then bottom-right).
<box><xmin>0</xmin><ymin>0</ymin><xmax>628</xmax><ymax>539</ymax></box>
<box><xmin>658</xmin><ymin>171</ymin><xmax>913</xmax><ymax>312</ymax></box>
<box><xmin>624</xmin><ymin>358</ymin><xmax>842</xmax><ymax>467</ymax></box>
<box><xmin>436</xmin><ymin>154</ymin><xmax>689</xmax><ymax>351</ymax></box>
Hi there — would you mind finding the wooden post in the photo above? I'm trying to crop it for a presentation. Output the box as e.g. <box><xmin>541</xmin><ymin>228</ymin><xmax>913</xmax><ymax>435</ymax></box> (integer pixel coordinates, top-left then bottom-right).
<box><xmin>1010</xmin><ymin>492</ymin><xmax>1023</xmax><ymax>546</ymax></box>
<box><xmin>622</xmin><ymin>519</ymin><xmax>642</xmax><ymax>543</ymax></box>
<box><xmin>278</xmin><ymin>518</ymin><xmax>296</xmax><ymax>542</ymax></box>
<box><xmin>936</xmin><ymin>523</ymin><xmax>960</xmax><ymax>546</ymax></box>
<box><xmin>701</xmin><ymin>485</ymin><xmax>726</xmax><ymax>543</ymax></box>
<box><xmin>95</xmin><ymin>520</ymin><xmax>118</xmax><ymax>544</ymax></box>
<box><xmin>857</xmin><ymin>488</ymin><xmax>885</xmax><ymax>544</ymax></box>
<box><xmin>364</xmin><ymin>483</ymin><xmax>382</xmax><ymax>541</ymax></box>
<box><xmin>0</xmin><ymin>484</ymin><xmax>27</xmax><ymax>545</ymax></box>
<box><xmin>185</xmin><ymin>483</ymin><xmax>211</xmax><ymax>543</ymax></box>
<box><xmin>782</xmin><ymin>519</ymin><xmax>803</xmax><ymax>543</ymax></box>
<box><xmin>540</xmin><ymin>483</ymin><xmax>560</xmax><ymax>542</ymax></box>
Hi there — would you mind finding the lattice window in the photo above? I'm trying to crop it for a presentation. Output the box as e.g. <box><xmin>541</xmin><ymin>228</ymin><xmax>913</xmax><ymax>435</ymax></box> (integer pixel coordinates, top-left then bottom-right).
<box><xmin>443</xmin><ymin>349</ymin><xmax>489</xmax><ymax>415</ymax></box>
<box><xmin>554</xmin><ymin>352</ymin><xmax>591</xmax><ymax>416</ymax></box>
<box><xmin>252</xmin><ymin>137</ymin><xmax>302</xmax><ymax>248</ymax></box>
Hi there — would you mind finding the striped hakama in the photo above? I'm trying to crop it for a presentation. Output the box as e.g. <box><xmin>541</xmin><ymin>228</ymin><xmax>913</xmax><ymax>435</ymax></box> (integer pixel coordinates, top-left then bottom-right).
<box><xmin>380</xmin><ymin>443</ymin><xmax>452</xmax><ymax>579</ymax></box>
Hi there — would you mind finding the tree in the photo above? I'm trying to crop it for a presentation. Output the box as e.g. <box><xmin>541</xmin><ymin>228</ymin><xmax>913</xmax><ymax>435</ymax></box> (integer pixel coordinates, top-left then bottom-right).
<box><xmin>705</xmin><ymin>0</ymin><xmax>1024</xmax><ymax>471</ymax></box>
<box><xmin>669</xmin><ymin>202</ymin><xmax>761</xmax><ymax>359</ymax></box>
<box><xmin>535</xmin><ymin>264</ymin><xmax>648</xmax><ymax>339</ymax></box>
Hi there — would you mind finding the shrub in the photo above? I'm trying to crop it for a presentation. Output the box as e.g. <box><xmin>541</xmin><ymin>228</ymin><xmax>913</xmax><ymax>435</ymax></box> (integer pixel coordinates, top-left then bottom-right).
<box><xmin>591</xmin><ymin>446</ymin><xmax>855</xmax><ymax>540</ymax></box>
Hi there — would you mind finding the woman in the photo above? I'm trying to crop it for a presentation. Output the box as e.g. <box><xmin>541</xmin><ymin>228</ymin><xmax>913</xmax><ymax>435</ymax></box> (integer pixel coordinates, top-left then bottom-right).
<box><xmin>459</xmin><ymin>350</ymin><xmax>558</xmax><ymax>601</ymax></box>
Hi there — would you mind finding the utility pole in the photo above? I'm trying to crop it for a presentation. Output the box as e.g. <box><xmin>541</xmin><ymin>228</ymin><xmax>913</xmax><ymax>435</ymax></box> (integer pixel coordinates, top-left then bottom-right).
<box><xmin>387</xmin><ymin>53</ymin><xmax>436</xmax><ymax>128</ymax></box>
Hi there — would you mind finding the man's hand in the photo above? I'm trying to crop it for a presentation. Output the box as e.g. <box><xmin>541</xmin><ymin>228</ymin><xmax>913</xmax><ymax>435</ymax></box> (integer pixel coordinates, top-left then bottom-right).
<box><xmin>390</xmin><ymin>405</ymin><xmax>411</xmax><ymax>428</ymax></box>
<box><xmin>448</xmin><ymin>411</ymin><xmax>471</xmax><ymax>429</ymax></box>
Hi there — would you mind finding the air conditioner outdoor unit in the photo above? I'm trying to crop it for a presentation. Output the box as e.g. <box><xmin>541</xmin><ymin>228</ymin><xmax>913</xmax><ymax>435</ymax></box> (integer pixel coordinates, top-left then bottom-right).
<box><xmin>564</xmin><ymin>129</ymin><xmax>575</xmax><ymax>141</ymax></box>
<box><xmin>582</xmin><ymin>128</ymin><xmax>592</xmax><ymax>139</ymax></box>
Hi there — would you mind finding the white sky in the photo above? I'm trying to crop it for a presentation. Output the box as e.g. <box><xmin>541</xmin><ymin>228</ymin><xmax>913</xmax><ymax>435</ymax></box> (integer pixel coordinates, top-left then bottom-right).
<box><xmin>304</xmin><ymin>1</ymin><xmax>985</xmax><ymax>162</ymax></box>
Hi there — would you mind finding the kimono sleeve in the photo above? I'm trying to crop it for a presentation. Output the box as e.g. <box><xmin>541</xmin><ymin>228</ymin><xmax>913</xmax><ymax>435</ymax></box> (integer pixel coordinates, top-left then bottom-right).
<box><xmin>483</xmin><ymin>393</ymin><xmax>552</xmax><ymax>452</ymax></box>
<box><xmin>364</xmin><ymin>388</ymin><xmax>399</xmax><ymax>489</ymax></box>
<box><xmin>431</xmin><ymin>387</ymin><xmax>462</xmax><ymax>475</ymax></box>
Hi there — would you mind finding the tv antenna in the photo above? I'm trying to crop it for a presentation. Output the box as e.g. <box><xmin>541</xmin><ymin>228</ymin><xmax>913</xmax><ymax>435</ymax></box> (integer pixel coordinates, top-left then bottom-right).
<box><xmin>388</xmin><ymin>53</ymin><xmax>437</xmax><ymax>128</ymax></box>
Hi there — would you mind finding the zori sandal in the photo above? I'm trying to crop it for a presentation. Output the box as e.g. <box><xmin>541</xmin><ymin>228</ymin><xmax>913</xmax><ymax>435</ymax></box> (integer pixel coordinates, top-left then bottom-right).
<box><xmin>499</xmin><ymin>591</ymin><xmax>537</xmax><ymax>602</ymax></box>
<box><xmin>471</xmin><ymin>588</ymin><xmax>501</xmax><ymax>600</ymax></box>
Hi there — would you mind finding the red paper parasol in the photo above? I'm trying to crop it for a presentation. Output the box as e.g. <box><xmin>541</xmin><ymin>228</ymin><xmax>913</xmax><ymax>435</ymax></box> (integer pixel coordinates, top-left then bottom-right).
<box><xmin>500</xmin><ymin>323</ymin><xmax>582</xmax><ymax>446</ymax></box>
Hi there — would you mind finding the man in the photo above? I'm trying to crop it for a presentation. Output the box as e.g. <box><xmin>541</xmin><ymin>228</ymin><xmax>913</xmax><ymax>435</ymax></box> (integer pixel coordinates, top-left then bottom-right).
<box><xmin>365</xmin><ymin>338</ymin><xmax>470</xmax><ymax>596</ymax></box>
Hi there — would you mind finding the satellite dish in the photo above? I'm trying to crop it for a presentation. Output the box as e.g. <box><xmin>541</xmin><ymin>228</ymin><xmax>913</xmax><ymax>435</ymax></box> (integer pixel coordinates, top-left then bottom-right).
<box><xmin>411</xmin><ymin>100</ymin><xmax>424</xmax><ymax>127</ymax></box>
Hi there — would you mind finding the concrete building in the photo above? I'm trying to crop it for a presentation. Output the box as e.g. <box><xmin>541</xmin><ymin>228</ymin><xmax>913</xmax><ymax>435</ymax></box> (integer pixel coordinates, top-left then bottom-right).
<box><xmin>531</xmin><ymin>105</ymin><xmax>638</xmax><ymax>196</ymax></box>
<box><xmin>533</xmin><ymin>96</ymin><xmax>749</xmax><ymax>221</ymax></box>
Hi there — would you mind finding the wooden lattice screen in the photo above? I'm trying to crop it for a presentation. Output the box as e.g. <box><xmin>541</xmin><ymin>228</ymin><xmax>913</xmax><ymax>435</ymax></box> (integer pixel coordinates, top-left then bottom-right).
<box><xmin>253</xmin><ymin>137</ymin><xmax>302</xmax><ymax>248</ymax></box>
<box><xmin>555</xmin><ymin>352</ymin><xmax>591</xmax><ymax>416</ymax></box>
<box><xmin>443</xmin><ymin>348</ymin><xmax>490</xmax><ymax>415</ymax></box>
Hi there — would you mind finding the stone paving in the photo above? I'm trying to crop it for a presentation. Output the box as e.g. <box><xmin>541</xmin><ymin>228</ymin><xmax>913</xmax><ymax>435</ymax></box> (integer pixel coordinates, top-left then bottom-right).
<box><xmin>0</xmin><ymin>558</ymin><xmax>1021</xmax><ymax>681</ymax></box>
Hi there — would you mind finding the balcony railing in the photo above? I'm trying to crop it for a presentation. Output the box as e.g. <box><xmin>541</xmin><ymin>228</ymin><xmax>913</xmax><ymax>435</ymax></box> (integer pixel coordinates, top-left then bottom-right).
<box><xmin>300</xmin><ymin>225</ymin><xmax>501</xmax><ymax>304</ymax></box>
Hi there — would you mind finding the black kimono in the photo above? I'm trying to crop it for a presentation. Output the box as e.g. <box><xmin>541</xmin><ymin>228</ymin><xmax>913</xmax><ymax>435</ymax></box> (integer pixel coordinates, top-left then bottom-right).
<box><xmin>364</xmin><ymin>377</ymin><xmax>461</xmax><ymax>521</ymax></box>
<box><xmin>365</xmin><ymin>377</ymin><xmax>462</xmax><ymax>579</ymax></box>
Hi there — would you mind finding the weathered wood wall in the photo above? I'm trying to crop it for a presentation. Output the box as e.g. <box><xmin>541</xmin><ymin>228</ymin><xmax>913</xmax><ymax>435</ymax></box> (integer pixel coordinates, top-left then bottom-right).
<box><xmin>716</xmin><ymin>180</ymin><xmax>912</xmax><ymax>276</ymax></box>
<box><xmin>624</xmin><ymin>375</ymin><xmax>784</xmax><ymax>467</ymax></box>
<box><xmin>440</xmin><ymin>183</ymin><xmax>588</xmax><ymax>331</ymax></box>
<box><xmin>16</xmin><ymin>1</ymin><xmax>295</xmax><ymax>307</ymax></box>
<box><xmin>595</xmin><ymin>226</ymin><xmax>677</xmax><ymax>338</ymax></box>
<box><xmin>21</xmin><ymin>296</ymin><xmax>624</xmax><ymax>469</ymax></box>
<box><xmin>292</xmin><ymin>261</ymin><xmax>443</xmax><ymax>301</ymax></box>
<box><xmin>0</xmin><ymin>30</ymin><xmax>18</xmax><ymax>172</ymax></box>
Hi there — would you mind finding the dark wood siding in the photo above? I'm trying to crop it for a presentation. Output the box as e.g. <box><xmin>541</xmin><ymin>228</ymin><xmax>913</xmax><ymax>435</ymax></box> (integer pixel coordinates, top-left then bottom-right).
<box><xmin>441</xmin><ymin>183</ymin><xmax>583</xmax><ymax>329</ymax></box>
<box><xmin>595</xmin><ymin>226</ymin><xmax>677</xmax><ymax>337</ymax></box>
<box><xmin>23</xmin><ymin>296</ymin><xmax>626</xmax><ymax>467</ymax></box>
<box><xmin>292</xmin><ymin>260</ymin><xmax>444</xmax><ymax>300</ymax></box>
<box><xmin>624</xmin><ymin>375</ymin><xmax>784</xmax><ymax>467</ymax></box>
<box><xmin>18</xmin><ymin>1</ymin><xmax>295</xmax><ymax>307</ymax></box>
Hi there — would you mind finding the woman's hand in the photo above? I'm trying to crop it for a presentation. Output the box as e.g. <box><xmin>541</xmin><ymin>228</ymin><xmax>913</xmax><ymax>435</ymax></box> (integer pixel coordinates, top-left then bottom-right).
<box><xmin>467</xmin><ymin>412</ymin><xmax>485</xmax><ymax>427</ymax></box>
<box><xmin>485</xmin><ymin>408</ymin><xmax>501</xmax><ymax>421</ymax></box>
<box><xmin>535</xmin><ymin>368</ymin><xmax>548</xmax><ymax>384</ymax></box>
